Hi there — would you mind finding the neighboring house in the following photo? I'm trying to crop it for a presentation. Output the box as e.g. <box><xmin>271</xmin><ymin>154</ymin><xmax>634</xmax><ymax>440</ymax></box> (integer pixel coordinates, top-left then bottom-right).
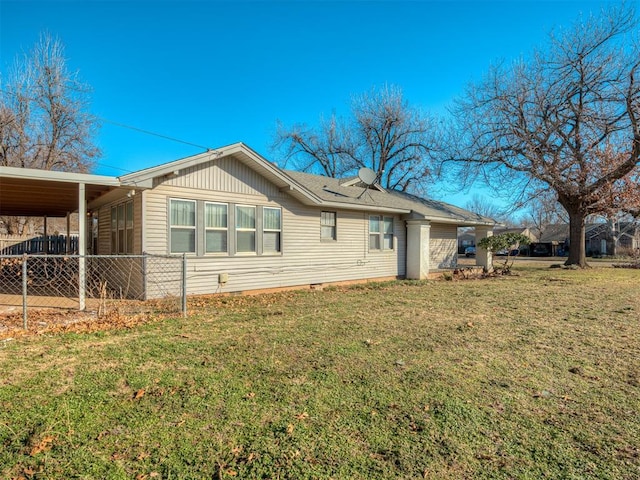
<box><xmin>528</xmin><ymin>224</ymin><xmax>569</xmax><ymax>256</ymax></box>
<box><xmin>0</xmin><ymin>143</ymin><xmax>497</xmax><ymax>298</ymax></box>
<box><xmin>585</xmin><ymin>222</ymin><xmax>640</xmax><ymax>256</ymax></box>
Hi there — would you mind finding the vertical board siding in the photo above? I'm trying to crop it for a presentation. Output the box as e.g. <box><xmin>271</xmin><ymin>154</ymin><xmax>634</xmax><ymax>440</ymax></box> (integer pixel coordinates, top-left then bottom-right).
<box><xmin>430</xmin><ymin>223</ymin><xmax>458</xmax><ymax>269</ymax></box>
<box><xmin>160</xmin><ymin>157</ymin><xmax>287</xmax><ymax>199</ymax></box>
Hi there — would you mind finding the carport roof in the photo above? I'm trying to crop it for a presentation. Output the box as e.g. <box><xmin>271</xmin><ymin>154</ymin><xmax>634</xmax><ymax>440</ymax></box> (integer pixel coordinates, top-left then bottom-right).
<box><xmin>0</xmin><ymin>166</ymin><xmax>121</xmax><ymax>217</ymax></box>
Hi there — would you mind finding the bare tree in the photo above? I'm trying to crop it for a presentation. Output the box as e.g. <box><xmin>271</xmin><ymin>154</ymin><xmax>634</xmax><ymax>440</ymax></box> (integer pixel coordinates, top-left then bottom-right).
<box><xmin>449</xmin><ymin>5</ymin><xmax>640</xmax><ymax>267</ymax></box>
<box><xmin>0</xmin><ymin>33</ymin><xmax>100</xmax><ymax>234</ymax></box>
<box><xmin>274</xmin><ymin>85</ymin><xmax>440</xmax><ymax>193</ymax></box>
<box><xmin>464</xmin><ymin>194</ymin><xmax>510</xmax><ymax>224</ymax></box>
<box><xmin>522</xmin><ymin>190</ymin><xmax>569</xmax><ymax>240</ymax></box>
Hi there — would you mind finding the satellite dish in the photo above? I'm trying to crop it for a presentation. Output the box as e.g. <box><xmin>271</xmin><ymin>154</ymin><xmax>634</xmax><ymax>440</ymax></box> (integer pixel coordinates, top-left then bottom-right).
<box><xmin>358</xmin><ymin>167</ymin><xmax>377</xmax><ymax>186</ymax></box>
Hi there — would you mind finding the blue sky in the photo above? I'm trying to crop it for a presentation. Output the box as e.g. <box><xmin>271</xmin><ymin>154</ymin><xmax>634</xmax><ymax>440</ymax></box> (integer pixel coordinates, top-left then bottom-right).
<box><xmin>0</xmin><ymin>0</ymin><xmax>624</xmax><ymax>204</ymax></box>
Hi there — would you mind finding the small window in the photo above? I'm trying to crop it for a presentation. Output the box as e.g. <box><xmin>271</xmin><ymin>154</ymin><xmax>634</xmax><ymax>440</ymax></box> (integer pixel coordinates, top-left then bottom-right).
<box><xmin>236</xmin><ymin>205</ymin><xmax>256</xmax><ymax>253</ymax></box>
<box><xmin>263</xmin><ymin>207</ymin><xmax>282</xmax><ymax>253</ymax></box>
<box><xmin>125</xmin><ymin>201</ymin><xmax>134</xmax><ymax>254</ymax></box>
<box><xmin>205</xmin><ymin>202</ymin><xmax>228</xmax><ymax>253</ymax></box>
<box><xmin>110</xmin><ymin>206</ymin><xmax>117</xmax><ymax>254</ymax></box>
<box><xmin>321</xmin><ymin>211</ymin><xmax>336</xmax><ymax>240</ymax></box>
<box><xmin>383</xmin><ymin>217</ymin><xmax>394</xmax><ymax>250</ymax></box>
<box><xmin>170</xmin><ymin>199</ymin><xmax>196</xmax><ymax>254</ymax></box>
<box><xmin>369</xmin><ymin>215</ymin><xmax>394</xmax><ymax>251</ymax></box>
<box><xmin>369</xmin><ymin>215</ymin><xmax>381</xmax><ymax>250</ymax></box>
<box><xmin>117</xmin><ymin>204</ymin><xmax>125</xmax><ymax>254</ymax></box>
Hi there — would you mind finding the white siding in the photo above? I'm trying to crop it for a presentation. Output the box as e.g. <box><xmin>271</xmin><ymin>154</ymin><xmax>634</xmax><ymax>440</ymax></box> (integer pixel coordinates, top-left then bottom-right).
<box><xmin>141</xmin><ymin>161</ymin><xmax>406</xmax><ymax>295</ymax></box>
<box><xmin>430</xmin><ymin>223</ymin><xmax>458</xmax><ymax>269</ymax></box>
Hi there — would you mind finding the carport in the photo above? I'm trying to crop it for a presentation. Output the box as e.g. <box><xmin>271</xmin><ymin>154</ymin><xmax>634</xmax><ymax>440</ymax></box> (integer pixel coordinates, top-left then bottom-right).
<box><xmin>0</xmin><ymin>165</ymin><xmax>128</xmax><ymax>310</ymax></box>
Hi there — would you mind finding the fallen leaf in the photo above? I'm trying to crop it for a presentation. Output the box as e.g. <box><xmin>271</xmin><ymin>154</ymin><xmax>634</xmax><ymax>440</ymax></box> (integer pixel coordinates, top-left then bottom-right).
<box><xmin>295</xmin><ymin>412</ymin><xmax>309</xmax><ymax>420</ymax></box>
<box><xmin>286</xmin><ymin>423</ymin><xmax>294</xmax><ymax>435</ymax></box>
<box><xmin>29</xmin><ymin>435</ymin><xmax>54</xmax><ymax>456</ymax></box>
<box><xmin>133</xmin><ymin>389</ymin><xmax>145</xmax><ymax>400</ymax></box>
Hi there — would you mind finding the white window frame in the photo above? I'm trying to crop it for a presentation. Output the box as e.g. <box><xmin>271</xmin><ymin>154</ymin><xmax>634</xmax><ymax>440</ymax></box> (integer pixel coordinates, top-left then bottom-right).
<box><xmin>321</xmin><ymin>211</ymin><xmax>337</xmax><ymax>241</ymax></box>
<box><xmin>204</xmin><ymin>202</ymin><xmax>228</xmax><ymax>254</ymax></box>
<box><xmin>263</xmin><ymin>207</ymin><xmax>282</xmax><ymax>254</ymax></box>
<box><xmin>369</xmin><ymin>215</ymin><xmax>394</xmax><ymax>251</ymax></box>
<box><xmin>235</xmin><ymin>204</ymin><xmax>256</xmax><ymax>254</ymax></box>
<box><xmin>169</xmin><ymin>198</ymin><xmax>197</xmax><ymax>254</ymax></box>
<box><xmin>110</xmin><ymin>200</ymin><xmax>134</xmax><ymax>254</ymax></box>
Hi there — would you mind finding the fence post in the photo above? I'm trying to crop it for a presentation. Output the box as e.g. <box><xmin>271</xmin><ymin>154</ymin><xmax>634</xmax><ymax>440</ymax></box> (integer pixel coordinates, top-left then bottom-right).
<box><xmin>22</xmin><ymin>254</ymin><xmax>27</xmax><ymax>329</ymax></box>
<box><xmin>181</xmin><ymin>253</ymin><xmax>187</xmax><ymax>317</ymax></box>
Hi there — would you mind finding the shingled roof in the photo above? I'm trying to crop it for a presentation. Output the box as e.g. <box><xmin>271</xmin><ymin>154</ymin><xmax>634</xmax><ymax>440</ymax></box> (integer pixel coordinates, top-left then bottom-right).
<box><xmin>284</xmin><ymin>170</ymin><xmax>496</xmax><ymax>226</ymax></box>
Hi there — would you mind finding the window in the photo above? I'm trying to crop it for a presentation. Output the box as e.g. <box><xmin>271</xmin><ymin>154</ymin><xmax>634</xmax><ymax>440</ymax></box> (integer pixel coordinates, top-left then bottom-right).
<box><xmin>236</xmin><ymin>205</ymin><xmax>256</xmax><ymax>253</ymax></box>
<box><xmin>383</xmin><ymin>217</ymin><xmax>394</xmax><ymax>250</ymax></box>
<box><xmin>110</xmin><ymin>206</ymin><xmax>117</xmax><ymax>254</ymax></box>
<box><xmin>117</xmin><ymin>204</ymin><xmax>125</xmax><ymax>254</ymax></box>
<box><xmin>369</xmin><ymin>215</ymin><xmax>381</xmax><ymax>250</ymax></box>
<box><xmin>321</xmin><ymin>211</ymin><xmax>336</xmax><ymax>240</ymax></box>
<box><xmin>263</xmin><ymin>207</ymin><xmax>282</xmax><ymax>253</ymax></box>
<box><xmin>110</xmin><ymin>201</ymin><xmax>134</xmax><ymax>254</ymax></box>
<box><xmin>369</xmin><ymin>215</ymin><xmax>394</xmax><ymax>251</ymax></box>
<box><xmin>170</xmin><ymin>199</ymin><xmax>196</xmax><ymax>253</ymax></box>
<box><xmin>125</xmin><ymin>201</ymin><xmax>134</xmax><ymax>254</ymax></box>
<box><xmin>205</xmin><ymin>202</ymin><xmax>228</xmax><ymax>253</ymax></box>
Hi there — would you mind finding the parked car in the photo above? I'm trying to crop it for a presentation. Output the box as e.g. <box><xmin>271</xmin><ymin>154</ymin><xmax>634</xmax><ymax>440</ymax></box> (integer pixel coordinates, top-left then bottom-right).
<box><xmin>496</xmin><ymin>248</ymin><xmax>520</xmax><ymax>256</ymax></box>
<box><xmin>464</xmin><ymin>246</ymin><xmax>476</xmax><ymax>257</ymax></box>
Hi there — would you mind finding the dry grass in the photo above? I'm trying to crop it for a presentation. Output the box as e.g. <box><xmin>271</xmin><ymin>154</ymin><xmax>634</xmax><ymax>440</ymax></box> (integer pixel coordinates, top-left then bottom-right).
<box><xmin>1</xmin><ymin>264</ymin><xmax>639</xmax><ymax>479</ymax></box>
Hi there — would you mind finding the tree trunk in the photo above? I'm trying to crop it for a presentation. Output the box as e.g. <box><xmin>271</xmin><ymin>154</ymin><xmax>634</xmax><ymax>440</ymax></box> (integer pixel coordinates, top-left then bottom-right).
<box><xmin>566</xmin><ymin>208</ymin><xmax>588</xmax><ymax>267</ymax></box>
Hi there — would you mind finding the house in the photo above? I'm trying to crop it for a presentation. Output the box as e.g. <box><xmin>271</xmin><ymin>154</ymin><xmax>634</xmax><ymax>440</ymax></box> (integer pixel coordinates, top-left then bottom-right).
<box><xmin>585</xmin><ymin>222</ymin><xmax>640</xmax><ymax>256</ymax></box>
<box><xmin>0</xmin><ymin>143</ymin><xmax>497</xmax><ymax>300</ymax></box>
<box><xmin>528</xmin><ymin>223</ymin><xmax>569</xmax><ymax>256</ymax></box>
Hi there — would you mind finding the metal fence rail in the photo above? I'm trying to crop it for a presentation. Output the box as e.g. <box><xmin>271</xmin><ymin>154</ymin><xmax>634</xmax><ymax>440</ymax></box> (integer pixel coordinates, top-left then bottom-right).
<box><xmin>0</xmin><ymin>254</ymin><xmax>186</xmax><ymax>329</ymax></box>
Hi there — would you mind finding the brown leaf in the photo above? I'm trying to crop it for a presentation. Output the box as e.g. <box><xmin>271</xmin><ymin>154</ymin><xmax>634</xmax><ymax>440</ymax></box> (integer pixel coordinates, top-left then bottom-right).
<box><xmin>295</xmin><ymin>412</ymin><xmax>309</xmax><ymax>420</ymax></box>
<box><xmin>29</xmin><ymin>435</ymin><xmax>54</xmax><ymax>456</ymax></box>
<box><xmin>133</xmin><ymin>388</ymin><xmax>146</xmax><ymax>400</ymax></box>
<box><xmin>286</xmin><ymin>423</ymin><xmax>294</xmax><ymax>435</ymax></box>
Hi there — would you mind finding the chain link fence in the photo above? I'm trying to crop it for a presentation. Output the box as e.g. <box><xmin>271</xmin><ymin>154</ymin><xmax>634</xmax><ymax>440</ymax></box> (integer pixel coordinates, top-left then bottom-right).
<box><xmin>0</xmin><ymin>254</ymin><xmax>186</xmax><ymax>329</ymax></box>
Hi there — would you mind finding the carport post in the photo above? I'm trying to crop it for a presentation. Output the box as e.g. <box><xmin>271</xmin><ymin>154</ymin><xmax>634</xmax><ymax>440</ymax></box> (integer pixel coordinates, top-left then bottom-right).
<box><xmin>78</xmin><ymin>183</ymin><xmax>86</xmax><ymax>311</ymax></box>
<box><xmin>22</xmin><ymin>254</ymin><xmax>27</xmax><ymax>329</ymax></box>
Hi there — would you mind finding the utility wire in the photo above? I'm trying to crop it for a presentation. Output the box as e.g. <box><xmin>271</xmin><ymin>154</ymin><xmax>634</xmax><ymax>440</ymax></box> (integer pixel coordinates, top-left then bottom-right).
<box><xmin>100</xmin><ymin>118</ymin><xmax>214</xmax><ymax>151</ymax></box>
<box><xmin>1</xmin><ymin>88</ymin><xmax>215</xmax><ymax>152</ymax></box>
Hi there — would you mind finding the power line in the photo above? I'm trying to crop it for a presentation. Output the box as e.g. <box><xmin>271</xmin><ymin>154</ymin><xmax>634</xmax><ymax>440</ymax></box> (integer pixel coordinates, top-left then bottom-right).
<box><xmin>1</xmin><ymin>88</ymin><xmax>215</xmax><ymax>152</ymax></box>
<box><xmin>100</xmin><ymin>118</ymin><xmax>214</xmax><ymax>151</ymax></box>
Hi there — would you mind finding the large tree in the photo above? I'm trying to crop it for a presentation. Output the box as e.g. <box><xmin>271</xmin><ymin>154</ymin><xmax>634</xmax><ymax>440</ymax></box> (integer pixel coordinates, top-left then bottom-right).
<box><xmin>274</xmin><ymin>85</ymin><xmax>439</xmax><ymax>193</ymax></box>
<box><xmin>450</xmin><ymin>5</ymin><xmax>640</xmax><ymax>267</ymax></box>
<box><xmin>0</xmin><ymin>33</ymin><xmax>99</xmax><ymax>234</ymax></box>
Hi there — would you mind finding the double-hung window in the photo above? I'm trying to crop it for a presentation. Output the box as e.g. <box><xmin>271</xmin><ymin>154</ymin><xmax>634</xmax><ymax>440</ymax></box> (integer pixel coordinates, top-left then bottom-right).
<box><xmin>170</xmin><ymin>199</ymin><xmax>196</xmax><ymax>253</ymax></box>
<box><xmin>125</xmin><ymin>201</ymin><xmax>134</xmax><ymax>254</ymax></box>
<box><xmin>236</xmin><ymin>205</ymin><xmax>256</xmax><ymax>253</ymax></box>
<box><xmin>263</xmin><ymin>207</ymin><xmax>282</xmax><ymax>253</ymax></box>
<box><xmin>205</xmin><ymin>202</ymin><xmax>228</xmax><ymax>253</ymax></box>
<box><xmin>110</xmin><ymin>201</ymin><xmax>134</xmax><ymax>254</ymax></box>
<box><xmin>383</xmin><ymin>217</ymin><xmax>394</xmax><ymax>249</ymax></box>
<box><xmin>321</xmin><ymin>211</ymin><xmax>336</xmax><ymax>241</ymax></box>
<box><xmin>369</xmin><ymin>215</ymin><xmax>394</xmax><ymax>251</ymax></box>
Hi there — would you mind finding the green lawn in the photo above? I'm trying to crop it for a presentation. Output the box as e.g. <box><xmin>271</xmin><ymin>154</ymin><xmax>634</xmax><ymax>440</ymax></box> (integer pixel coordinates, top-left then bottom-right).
<box><xmin>1</xmin><ymin>266</ymin><xmax>639</xmax><ymax>479</ymax></box>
